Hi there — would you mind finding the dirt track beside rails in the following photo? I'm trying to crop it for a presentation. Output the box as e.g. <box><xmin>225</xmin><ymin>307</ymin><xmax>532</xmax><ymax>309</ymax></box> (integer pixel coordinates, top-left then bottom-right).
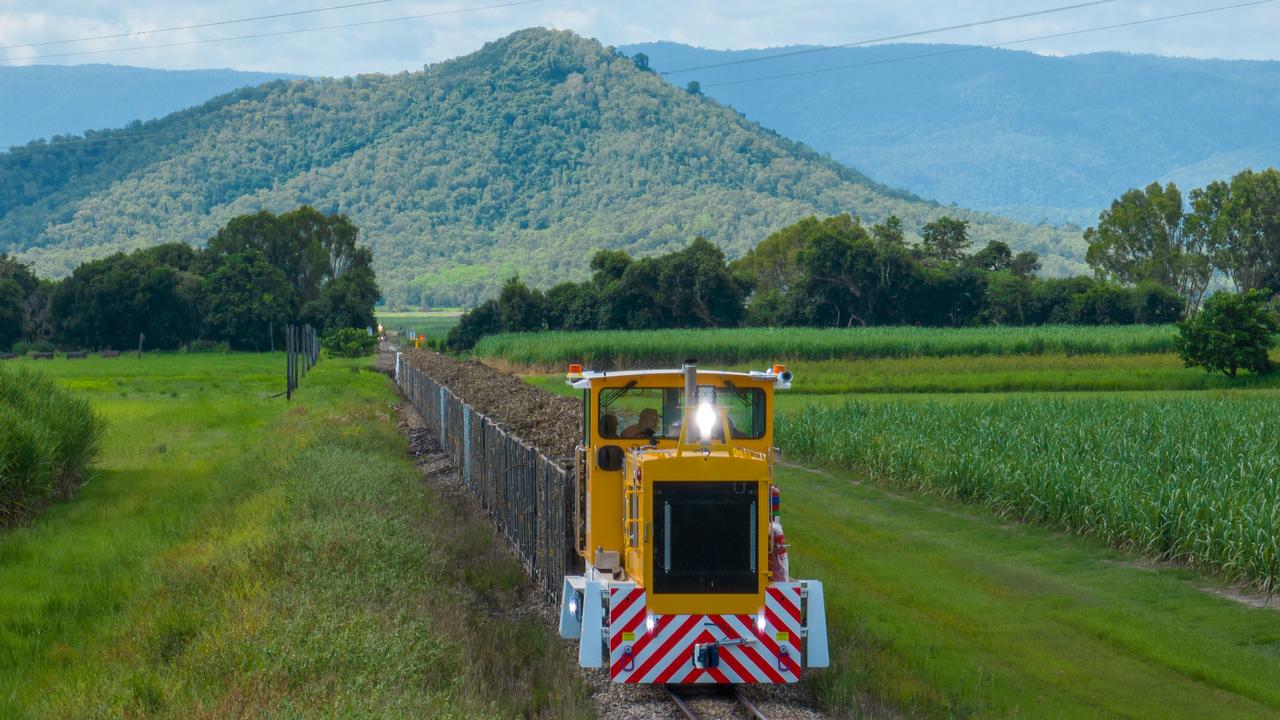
<box><xmin>400</xmin><ymin>348</ymin><xmax>581</xmax><ymax>458</ymax></box>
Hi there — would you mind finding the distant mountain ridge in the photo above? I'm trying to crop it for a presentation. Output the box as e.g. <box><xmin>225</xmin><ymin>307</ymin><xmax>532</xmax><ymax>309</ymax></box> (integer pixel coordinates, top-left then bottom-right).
<box><xmin>0</xmin><ymin>29</ymin><xmax>1084</xmax><ymax>305</ymax></box>
<box><xmin>0</xmin><ymin>64</ymin><xmax>302</xmax><ymax>149</ymax></box>
<box><xmin>622</xmin><ymin>42</ymin><xmax>1280</xmax><ymax>226</ymax></box>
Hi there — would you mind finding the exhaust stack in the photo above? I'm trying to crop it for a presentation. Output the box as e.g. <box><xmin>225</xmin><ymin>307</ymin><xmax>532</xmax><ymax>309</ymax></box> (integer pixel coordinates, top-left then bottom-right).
<box><xmin>682</xmin><ymin>359</ymin><xmax>697</xmax><ymax>413</ymax></box>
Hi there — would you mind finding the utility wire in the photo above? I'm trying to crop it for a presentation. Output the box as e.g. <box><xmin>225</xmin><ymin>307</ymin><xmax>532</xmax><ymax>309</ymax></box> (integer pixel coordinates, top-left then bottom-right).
<box><xmin>702</xmin><ymin>0</ymin><xmax>1277</xmax><ymax>88</ymax></box>
<box><xmin>0</xmin><ymin>0</ymin><xmax>545</xmax><ymax>64</ymax></box>
<box><xmin>0</xmin><ymin>0</ymin><xmax>402</xmax><ymax>51</ymax></box>
<box><xmin>661</xmin><ymin>0</ymin><xmax>1125</xmax><ymax>75</ymax></box>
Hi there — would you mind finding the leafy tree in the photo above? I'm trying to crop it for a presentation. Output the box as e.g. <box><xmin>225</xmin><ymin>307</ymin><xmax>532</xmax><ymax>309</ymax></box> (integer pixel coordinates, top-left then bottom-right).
<box><xmin>1028</xmin><ymin>277</ymin><xmax>1095</xmax><ymax>324</ymax></box>
<box><xmin>1071</xmin><ymin>282</ymin><xmax>1134</xmax><ymax>325</ymax></box>
<box><xmin>495</xmin><ymin>276</ymin><xmax>547</xmax><ymax>332</ymax></box>
<box><xmin>590</xmin><ymin>249</ymin><xmax>633</xmax><ymax>284</ymax></box>
<box><xmin>322</xmin><ymin>327</ymin><xmax>378</xmax><ymax>358</ymax></box>
<box><xmin>202</xmin><ymin>206</ymin><xmax>360</xmax><ymax>306</ymax></box>
<box><xmin>138</xmin><ymin>242</ymin><xmax>197</xmax><ymax>272</ymax></box>
<box><xmin>921</xmin><ymin>216</ymin><xmax>971</xmax><ymax>264</ymax></box>
<box><xmin>301</xmin><ymin>247</ymin><xmax>381</xmax><ymax>334</ymax></box>
<box><xmin>1085</xmin><ymin>181</ymin><xmax>1211</xmax><ymax>314</ymax></box>
<box><xmin>685</xmin><ymin>81</ymin><xmax>702</xmax><ymax>95</ymax></box>
<box><xmin>632</xmin><ymin>52</ymin><xmax>651</xmax><ymax>72</ymax></box>
<box><xmin>0</xmin><ymin>254</ymin><xmax>43</xmax><ymax>342</ymax></box>
<box><xmin>1130</xmin><ymin>281</ymin><xmax>1185</xmax><ymax>324</ymax></box>
<box><xmin>544</xmin><ymin>281</ymin><xmax>602</xmax><ymax>330</ymax></box>
<box><xmin>447</xmin><ymin>300</ymin><xmax>501</xmax><ymax>350</ymax></box>
<box><xmin>1176</xmin><ymin>289</ymin><xmax>1279</xmax><ymax>377</ymax></box>
<box><xmin>1011</xmin><ymin>250</ymin><xmax>1042</xmax><ymax>277</ymax></box>
<box><xmin>795</xmin><ymin>220</ymin><xmax>878</xmax><ymax>327</ymax></box>
<box><xmin>1210</xmin><ymin>169</ymin><xmax>1280</xmax><ymax>293</ymax></box>
<box><xmin>0</xmin><ymin>279</ymin><xmax>23</xmax><ymax>350</ymax></box>
<box><xmin>653</xmin><ymin>238</ymin><xmax>745</xmax><ymax>327</ymax></box>
<box><xmin>966</xmin><ymin>240</ymin><xmax>1014</xmax><ymax>272</ymax></box>
<box><xmin>984</xmin><ymin>271</ymin><xmax>1033</xmax><ymax>325</ymax></box>
<box><xmin>51</xmin><ymin>252</ymin><xmax>200</xmax><ymax>350</ymax></box>
<box><xmin>924</xmin><ymin>266</ymin><xmax>987</xmax><ymax>327</ymax></box>
<box><xmin>733</xmin><ymin>215</ymin><xmax>831</xmax><ymax>299</ymax></box>
<box><xmin>202</xmin><ymin>250</ymin><xmax>295</xmax><ymax>350</ymax></box>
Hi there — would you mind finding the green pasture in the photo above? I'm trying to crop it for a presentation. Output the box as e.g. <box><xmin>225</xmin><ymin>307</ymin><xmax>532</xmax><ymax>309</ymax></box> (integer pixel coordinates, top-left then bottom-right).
<box><xmin>0</xmin><ymin>354</ymin><xmax>585</xmax><ymax>719</ymax></box>
<box><xmin>376</xmin><ymin>311</ymin><xmax>460</xmax><ymax>344</ymax></box>
<box><xmin>475</xmin><ymin>325</ymin><xmax>1185</xmax><ymax>368</ymax></box>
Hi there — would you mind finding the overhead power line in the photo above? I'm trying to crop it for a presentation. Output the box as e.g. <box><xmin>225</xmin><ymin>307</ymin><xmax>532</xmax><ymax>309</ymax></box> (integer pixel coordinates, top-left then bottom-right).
<box><xmin>0</xmin><ymin>0</ymin><xmax>402</xmax><ymax>51</ymax></box>
<box><xmin>702</xmin><ymin>0</ymin><xmax>1277</xmax><ymax>89</ymax></box>
<box><xmin>661</xmin><ymin>0</ymin><xmax>1126</xmax><ymax>75</ymax></box>
<box><xmin>0</xmin><ymin>0</ymin><xmax>545</xmax><ymax>64</ymax></box>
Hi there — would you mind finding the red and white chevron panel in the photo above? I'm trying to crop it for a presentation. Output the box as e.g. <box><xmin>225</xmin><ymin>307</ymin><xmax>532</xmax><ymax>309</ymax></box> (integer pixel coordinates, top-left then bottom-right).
<box><xmin>607</xmin><ymin>583</ymin><xmax>803</xmax><ymax>684</ymax></box>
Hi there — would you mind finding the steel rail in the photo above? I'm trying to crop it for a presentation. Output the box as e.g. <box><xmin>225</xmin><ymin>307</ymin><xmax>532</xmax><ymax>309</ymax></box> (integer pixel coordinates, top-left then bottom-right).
<box><xmin>734</xmin><ymin>688</ymin><xmax>770</xmax><ymax>720</ymax></box>
<box><xmin>664</xmin><ymin>685</ymin><xmax>699</xmax><ymax>720</ymax></box>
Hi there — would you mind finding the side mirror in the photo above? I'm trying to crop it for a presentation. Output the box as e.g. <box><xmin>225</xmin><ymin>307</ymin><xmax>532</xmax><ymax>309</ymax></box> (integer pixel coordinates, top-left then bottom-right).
<box><xmin>597</xmin><ymin>445</ymin><xmax>624</xmax><ymax>471</ymax></box>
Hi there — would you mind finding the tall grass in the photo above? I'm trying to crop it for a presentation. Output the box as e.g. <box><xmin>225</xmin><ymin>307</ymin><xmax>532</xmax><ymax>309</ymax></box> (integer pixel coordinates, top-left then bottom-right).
<box><xmin>475</xmin><ymin>325</ymin><xmax>1181</xmax><ymax>368</ymax></box>
<box><xmin>779</xmin><ymin>395</ymin><xmax>1280</xmax><ymax>592</ymax></box>
<box><xmin>0</xmin><ymin>366</ymin><xmax>102</xmax><ymax>523</ymax></box>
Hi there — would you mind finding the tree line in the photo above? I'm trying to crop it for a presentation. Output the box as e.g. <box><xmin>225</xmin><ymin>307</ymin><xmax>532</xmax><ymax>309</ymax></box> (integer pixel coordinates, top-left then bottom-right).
<box><xmin>447</xmin><ymin>166</ymin><xmax>1279</xmax><ymax>350</ymax></box>
<box><xmin>1085</xmin><ymin>168</ymin><xmax>1280</xmax><ymax>307</ymax></box>
<box><xmin>447</xmin><ymin>214</ymin><xmax>1184</xmax><ymax>349</ymax></box>
<box><xmin>0</xmin><ymin>206</ymin><xmax>379</xmax><ymax>353</ymax></box>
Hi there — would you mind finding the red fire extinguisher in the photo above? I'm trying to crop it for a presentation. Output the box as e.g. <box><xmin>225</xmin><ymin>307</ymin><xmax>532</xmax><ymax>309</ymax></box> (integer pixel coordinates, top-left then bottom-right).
<box><xmin>768</xmin><ymin>485</ymin><xmax>789</xmax><ymax>581</ymax></box>
<box><xmin>770</xmin><ymin>521</ymin><xmax>789</xmax><ymax>582</ymax></box>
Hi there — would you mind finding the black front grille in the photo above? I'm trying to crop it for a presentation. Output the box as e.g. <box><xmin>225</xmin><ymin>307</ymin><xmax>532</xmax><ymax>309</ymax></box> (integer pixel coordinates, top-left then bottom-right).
<box><xmin>652</xmin><ymin>481</ymin><xmax>758</xmax><ymax>594</ymax></box>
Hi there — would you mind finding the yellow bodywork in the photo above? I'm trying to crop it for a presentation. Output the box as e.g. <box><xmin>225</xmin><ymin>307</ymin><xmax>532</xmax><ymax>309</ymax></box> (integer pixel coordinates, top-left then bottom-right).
<box><xmin>575</xmin><ymin>369</ymin><xmax>778</xmax><ymax>616</ymax></box>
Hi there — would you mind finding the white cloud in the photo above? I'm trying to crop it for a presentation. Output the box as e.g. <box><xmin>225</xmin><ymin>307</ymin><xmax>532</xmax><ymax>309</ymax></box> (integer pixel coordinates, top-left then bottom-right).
<box><xmin>0</xmin><ymin>0</ymin><xmax>1276</xmax><ymax>75</ymax></box>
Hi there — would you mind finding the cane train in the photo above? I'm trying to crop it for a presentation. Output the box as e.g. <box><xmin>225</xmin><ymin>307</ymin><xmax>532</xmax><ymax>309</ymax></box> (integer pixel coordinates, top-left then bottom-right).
<box><xmin>558</xmin><ymin>361</ymin><xmax>828</xmax><ymax>685</ymax></box>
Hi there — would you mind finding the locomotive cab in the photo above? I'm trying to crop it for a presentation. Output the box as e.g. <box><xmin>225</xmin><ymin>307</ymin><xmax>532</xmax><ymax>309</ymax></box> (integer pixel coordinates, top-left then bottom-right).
<box><xmin>559</xmin><ymin>361</ymin><xmax>828</xmax><ymax>685</ymax></box>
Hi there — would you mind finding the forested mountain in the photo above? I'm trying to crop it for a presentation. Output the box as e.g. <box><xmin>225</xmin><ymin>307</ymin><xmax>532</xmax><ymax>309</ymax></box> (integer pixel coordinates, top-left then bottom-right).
<box><xmin>622</xmin><ymin>42</ymin><xmax>1280</xmax><ymax>227</ymax></box>
<box><xmin>0</xmin><ymin>64</ymin><xmax>301</xmax><ymax>150</ymax></box>
<box><xmin>1</xmin><ymin>29</ymin><xmax>1083</xmax><ymax>305</ymax></box>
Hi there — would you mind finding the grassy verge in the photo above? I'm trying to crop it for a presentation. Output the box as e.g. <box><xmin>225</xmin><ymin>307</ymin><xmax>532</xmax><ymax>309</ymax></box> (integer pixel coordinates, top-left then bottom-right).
<box><xmin>0</xmin><ymin>354</ymin><xmax>588</xmax><ymax>719</ymax></box>
<box><xmin>474</xmin><ymin>325</ymin><xmax>1183</xmax><ymax>368</ymax></box>
<box><xmin>782</xmin><ymin>463</ymin><xmax>1280</xmax><ymax>718</ymax></box>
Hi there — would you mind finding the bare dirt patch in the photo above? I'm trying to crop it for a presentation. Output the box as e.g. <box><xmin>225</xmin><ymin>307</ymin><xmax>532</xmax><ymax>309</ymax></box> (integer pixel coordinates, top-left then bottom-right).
<box><xmin>1202</xmin><ymin>586</ymin><xmax>1279</xmax><ymax>610</ymax></box>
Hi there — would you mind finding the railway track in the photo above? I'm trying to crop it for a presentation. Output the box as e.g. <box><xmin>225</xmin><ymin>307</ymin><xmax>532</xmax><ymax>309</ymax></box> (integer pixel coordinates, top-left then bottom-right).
<box><xmin>664</xmin><ymin>684</ymin><xmax>770</xmax><ymax>720</ymax></box>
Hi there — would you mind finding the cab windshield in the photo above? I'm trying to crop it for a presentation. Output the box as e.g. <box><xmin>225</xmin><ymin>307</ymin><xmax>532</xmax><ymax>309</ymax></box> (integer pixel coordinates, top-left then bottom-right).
<box><xmin>598</xmin><ymin>384</ymin><xmax>764</xmax><ymax>440</ymax></box>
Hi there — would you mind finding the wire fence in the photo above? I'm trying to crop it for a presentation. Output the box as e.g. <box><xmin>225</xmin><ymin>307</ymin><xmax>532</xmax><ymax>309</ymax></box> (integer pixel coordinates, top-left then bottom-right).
<box><xmin>396</xmin><ymin>353</ymin><xmax>576</xmax><ymax>604</ymax></box>
<box><xmin>286</xmin><ymin>324</ymin><xmax>320</xmax><ymax>400</ymax></box>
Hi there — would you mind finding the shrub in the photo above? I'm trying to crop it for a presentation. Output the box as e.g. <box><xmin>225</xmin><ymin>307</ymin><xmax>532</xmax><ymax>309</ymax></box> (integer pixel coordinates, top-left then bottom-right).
<box><xmin>181</xmin><ymin>340</ymin><xmax>231</xmax><ymax>354</ymax></box>
<box><xmin>0</xmin><ymin>366</ymin><xmax>102</xmax><ymax>523</ymax></box>
<box><xmin>11</xmin><ymin>340</ymin><xmax>55</xmax><ymax>356</ymax></box>
<box><xmin>323</xmin><ymin>327</ymin><xmax>378</xmax><ymax>358</ymax></box>
<box><xmin>1176</xmin><ymin>289</ymin><xmax>1279</xmax><ymax>377</ymax></box>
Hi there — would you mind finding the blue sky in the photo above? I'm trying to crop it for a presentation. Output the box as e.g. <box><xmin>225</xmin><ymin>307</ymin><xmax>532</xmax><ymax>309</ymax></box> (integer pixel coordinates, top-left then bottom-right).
<box><xmin>2</xmin><ymin>0</ymin><xmax>1278</xmax><ymax>76</ymax></box>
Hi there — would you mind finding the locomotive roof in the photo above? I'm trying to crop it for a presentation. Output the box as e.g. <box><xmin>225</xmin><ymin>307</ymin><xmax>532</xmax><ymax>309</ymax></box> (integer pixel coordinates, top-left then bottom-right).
<box><xmin>567</xmin><ymin>367</ymin><xmax>791</xmax><ymax>390</ymax></box>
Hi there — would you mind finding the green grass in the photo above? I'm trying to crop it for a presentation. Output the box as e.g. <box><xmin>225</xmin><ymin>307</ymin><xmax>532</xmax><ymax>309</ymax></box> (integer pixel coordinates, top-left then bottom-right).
<box><xmin>782</xmin><ymin>463</ymin><xmax>1280</xmax><ymax>719</ymax></box>
<box><xmin>475</xmin><ymin>325</ymin><xmax>1184</xmax><ymax>368</ymax></box>
<box><xmin>780</xmin><ymin>394</ymin><xmax>1280</xmax><ymax>593</ymax></box>
<box><xmin>377</xmin><ymin>311</ymin><xmax>460</xmax><ymax>344</ymax></box>
<box><xmin>0</xmin><ymin>354</ymin><xmax>589</xmax><ymax>719</ymax></box>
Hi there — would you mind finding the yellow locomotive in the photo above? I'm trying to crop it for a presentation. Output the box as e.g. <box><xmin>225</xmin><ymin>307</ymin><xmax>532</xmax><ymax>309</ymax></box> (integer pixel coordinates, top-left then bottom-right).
<box><xmin>558</xmin><ymin>361</ymin><xmax>828</xmax><ymax>685</ymax></box>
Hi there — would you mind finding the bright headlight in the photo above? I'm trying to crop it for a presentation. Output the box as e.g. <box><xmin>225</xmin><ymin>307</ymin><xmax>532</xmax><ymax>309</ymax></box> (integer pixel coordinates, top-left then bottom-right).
<box><xmin>695</xmin><ymin>401</ymin><xmax>717</xmax><ymax>440</ymax></box>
